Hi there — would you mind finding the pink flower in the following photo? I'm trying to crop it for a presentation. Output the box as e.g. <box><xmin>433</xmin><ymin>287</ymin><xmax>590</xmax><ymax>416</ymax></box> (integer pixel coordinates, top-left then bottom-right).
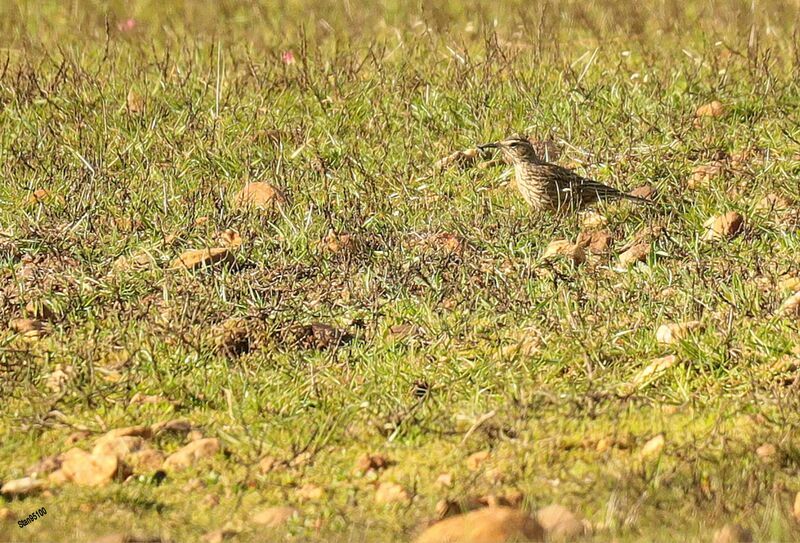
<box><xmin>281</xmin><ymin>50</ymin><xmax>296</xmax><ymax>65</ymax></box>
<box><xmin>117</xmin><ymin>18</ymin><xmax>137</xmax><ymax>32</ymax></box>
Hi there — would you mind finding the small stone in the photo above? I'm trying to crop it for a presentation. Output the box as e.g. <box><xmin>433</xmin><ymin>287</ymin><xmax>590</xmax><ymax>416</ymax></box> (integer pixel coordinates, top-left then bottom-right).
<box><xmin>435</xmin><ymin>472</ymin><xmax>454</xmax><ymax>489</ymax></box>
<box><xmin>542</xmin><ymin>240</ymin><xmax>585</xmax><ymax>265</ymax></box>
<box><xmin>218</xmin><ymin>229</ymin><xmax>243</xmax><ymax>249</ymax></box>
<box><xmin>163</xmin><ymin>438</ymin><xmax>221</xmax><ymax>471</ymax></box>
<box><xmin>201</xmin><ymin>528</ymin><xmax>238</xmax><ymax>543</ymax></box>
<box><xmin>702</xmin><ymin>212</ymin><xmax>744</xmax><ymax>241</ymax></box>
<box><xmin>374</xmin><ymin>482</ymin><xmax>411</xmax><ymax>505</ymax></box>
<box><xmin>629</xmin><ymin>184</ymin><xmax>657</xmax><ymax>200</ymax></box>
<box><xmin>536</xmin><ymin>504</ymin><xmax>587</xmax><ymax>541</ymax></box>
<box><xmin>322</xmin><ymin>230</ymin><xmax>356</xmax><ymax>254</ymax></box>
<box><xmin>24</xmin><ymin>300</ymin><xmax>55</xmax><ymax>320</ymax></box>
<box><xmin>414</xmin><ymin>507</ymin><xmax>545</xmax><ymax>543</ymax></box>
<box><xmin>689</xmin><ymin>162</ymin><xmax>725</xmax><ymax>189</ymax></box>
<box><xmin>656</xmin><ymin>321</ymin><xmax>703</xmax><ymax>344</ymax></box>
<box><xmin>756</xmin><ymin>443</ymin><xmax>777</xmax><ymax>462</ymax></box>
<box><xmin>696</xmin><ymin>100</ymin><xmax>725</xmax><ymax>117</ymax></box>
<box><xmin>252</xmin><ymin>506</ymin><xmax>298</xmax><ymax>527</ymax></box>
<box><xmin>258</xmin><ymin>456</ymin><xmax>281</xmax><ymax>474</ymax></box>
<box><xmin>354</xmin><ymin>453</ymin><xmax>391</xmax><ymax>474</ymax></box>
<box><xmin>618</xmin><ymin>243</ymin><xmax>650</xmax><ymax>266</ymax></box>
<box><xmin>45</xmin><ymin>364</ymin><xmax>75</xmax><ymax>392</ymax></box>
<box><xmin>296</xmin><ymin>483</ymin><xmax>324</xmax><ymax>501</ymax></box>
<box><xmin>170</xmin><ymin>248</ymin><xmax>233</xmax><ymax>271</ymax></box>
<box><xmin>92</xmin><ymin>436</ymin><xmax>147</xmax><ymax>459</ymax></box>
<box><xmin>233</xmin><ymin>182</ymin><xmax>287</xmax><ymax>210</ymax></box>
<box><xmin>9</xmin><ymin>318</ymin><xmax>46</xmax><ymax>339</ymax></box>
<box><xmin>466</xmin><ymin>450</ymin><xmax>490</xmax><ymax>471</ymax></box>
<box><xmin>712</xmin><ymin>524</ymin><xmax>753</xmax><ymax>543</ymax></box>
<box><xmin>640</xmin><ymin>434</ymin><xmax>665</xmax><ymax>459</ymax></box>
<box><xmin>755</xmin><ymin>193</ymin><xmax>792</xmax><ymax>214</ymax></box>
<box><xmin>576</xmin><ymin>230</ymin><xmax>612</xmax><ymax>254</ymax></box>
<box><xmin>0</xmin><ymin>477</ymin><xmax>45</xmax><ymax>498</ymax></box>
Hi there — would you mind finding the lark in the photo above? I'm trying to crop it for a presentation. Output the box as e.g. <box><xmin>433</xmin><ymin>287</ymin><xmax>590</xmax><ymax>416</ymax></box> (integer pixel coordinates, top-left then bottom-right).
<box><xmin>479</xmin><ymin>136</ymin><xmax>654</xmax><ymax>212</ymax></box>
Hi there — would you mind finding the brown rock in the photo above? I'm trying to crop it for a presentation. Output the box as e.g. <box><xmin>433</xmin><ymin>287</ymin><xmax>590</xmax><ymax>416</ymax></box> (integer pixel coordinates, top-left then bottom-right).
<box><xmin>415</xmin><ymin>507</ymin><xmax>545</xmax><ymax>543</ymax></box>
<box><xmin>92</xmin><ymin>436</ymin><xmax>147</xmax><ymax>459</ymax></box>
<box><xmin>170</xmin><ymin>248</ymin><xmax>232</xmax><ymax>271</ymax></box>
<box><xmin>576</xmin><ymin>230</ymin><xmax>612</xmax><ymax>254</ymax></box>
<box><xmin>793</xmin><ymin>491</ymin><xmax>800</xmax><ymax>521</ymax></box>
<box><xmin>435</xmin><ymin>472</ymin><xmax>454</xmax><ymax>489</ymax></box>
<box><xmin>151</xmin><ymin>419</ymin><xmax>193</xmax><ymax>436</ymax></box>
<box><xmin>25</xmin><ymin>300</ymin><xmax>55</xmax><ymax>320</ymax></box>
<box><xmin>374</xmin><ymin>482</ymin><xmax>411</xmax><ymax>505</ymax></box>
<box><xmin>354</xmin><ymin>453</ymin><xmax>391</xmax><ymax>474</ymax></box>
<box><xmin>702</xmin><ymin>212</ymin><xmax>744</xmax><ymax>241</ymax></box>
<box><xmin>218</xmin><ymin>229</ymin><xmax>243</xmax><ymax>249</ymax></box>
<box><xmin>696</xmin><ymin>100</ymin><xmax>725</xmax><ymax>117</ymax></box>
<box><xmin>755</xmin><ymin>193</ymin><xmax>793</xmax><ymax>214</ymax></box>
<box><xmin>27</xmin><ymin>188</ymin><xmax>50</xmax><ymax>205</ymax></box>
<box><xmin>233</xmin><ymin>182</ymin><xmax>287</xmax><ymax>210</ymax></box>
<box><xmin>466</xmin><ymin>450</ymin><xmax>490</xmax><ymax>471</ymax></box>
<box><xmin>296</xmin><ymin>483</ymin><xmax>325</xmax><ymax>501</ymax></box>
<box><xmin>689</xmin><ymin>162</ymin><xmax>725</xmax><ymax>189</ymax></box>
<box><xmin>0</xmin><ymin>477</ymin><xmax>45</xmax><ymax>498</ymax></box>
<box><xmin>756</xmin><ymin>443</ymin><xmax>777</xmax><ymax>462</ymax></box>
<box><xmin>640</xmin><ymin>434</ymin><xmax>666</xmax><ymax>459</ymax></box>
<box><xmin>201</xmin><ymin>528</ymin><xmax>238</xmax><ymax>543</ymax></box>
<box><xmin>542</xmin><ymin>240</ymin><xmax>585</xmax><ymax>265</ymax></box>
<box><xmin>712</xmin><ymin>524</ymin><xmax>753</xmax><ymax>543</ymax></box>
<box><xmin>258</xmin><ymin>456</ymin><xmax>281</xmax><ymax>474</ymax></box>
<box><xmin>618</xmin><ymin>242</ymin><xmax>650</xmax><ymax>266</ymax></box>
<box><xmin>128</xmin><ymin>449</ymin><xmax>165</xmax><ymax>472</ymax></box>
<box><xmin>322</xmin><ymin>230</ymin><xmax>357</xmax><ymax>254</ymax></box>
<box><xmin>9</xmin><ymin>318</ymin><xmax>46</xmax><ymax>338</ymax></box>
<box><xmin>629</xmin><ymin>184</ymin><xmax>657</xmax><ymax>200</ymax></box>
<box><xmin>163</xmin><ymin>438</ymin><xmax>220</xmax><ymax>471</ymax></box>
<box><xmin>536</xmin><ymin>504</ymin><xmax>587</xmax><ymax>541</ymax></box>
<box><xmin>61</xmin><ymin>448</ymin><xmax>128</xmax><ymax>486</ymax></box>
<box><xmin>252</xmin><ymin>506</ymin><xmax>298</xmax><ymax>527</ymax></box>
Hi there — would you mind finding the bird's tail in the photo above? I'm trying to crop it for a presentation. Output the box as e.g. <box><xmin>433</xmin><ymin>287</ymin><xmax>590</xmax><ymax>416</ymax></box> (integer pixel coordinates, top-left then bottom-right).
<box><xmin>579</xmin><ymin>180</ymin><xmax>657</xmax><ymax>206</ymax></box>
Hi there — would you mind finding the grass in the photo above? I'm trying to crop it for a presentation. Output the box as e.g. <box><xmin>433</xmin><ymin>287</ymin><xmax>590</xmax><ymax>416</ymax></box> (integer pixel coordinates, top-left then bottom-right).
<box><xmin>1</xmin><ymin>0</ymin><xmax>800</xmax><ymax>541</ymax></box>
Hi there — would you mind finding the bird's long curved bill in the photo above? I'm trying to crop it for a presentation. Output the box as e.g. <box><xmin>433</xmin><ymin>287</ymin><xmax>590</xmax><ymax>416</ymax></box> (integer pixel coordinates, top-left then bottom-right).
<box><xmin>477</xmin><ymin>142</ymin><xmax>498</xmax><ymax>150</ymax></box>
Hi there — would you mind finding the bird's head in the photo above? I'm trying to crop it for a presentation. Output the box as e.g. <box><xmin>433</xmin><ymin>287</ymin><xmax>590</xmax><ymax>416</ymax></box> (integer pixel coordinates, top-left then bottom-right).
<box><xmin>478</xmin><ymin>135</ymin><xmax>539</xmax><ymax>164</ymax></box>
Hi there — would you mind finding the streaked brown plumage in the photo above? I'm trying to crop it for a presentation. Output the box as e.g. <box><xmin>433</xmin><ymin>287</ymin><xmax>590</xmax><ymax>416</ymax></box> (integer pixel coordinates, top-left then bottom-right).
<box><xmin>479</xmin><ymin>136</ymin><xmax>653</xmax><ymax>212</ymax></box>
